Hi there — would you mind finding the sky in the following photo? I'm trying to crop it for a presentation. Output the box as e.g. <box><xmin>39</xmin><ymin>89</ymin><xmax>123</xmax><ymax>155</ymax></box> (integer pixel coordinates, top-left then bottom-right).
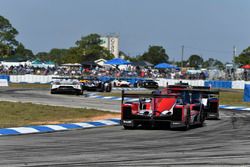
<box><xmin>0</xmin><ymin>0</ymin><xmax>250</xmax><ymax>62</ymax></box>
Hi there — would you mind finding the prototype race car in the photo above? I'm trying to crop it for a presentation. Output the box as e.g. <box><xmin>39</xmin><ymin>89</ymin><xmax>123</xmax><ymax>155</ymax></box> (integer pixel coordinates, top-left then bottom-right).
<box><xmin>136</xmin><ymin>79</ymin><xmax>159</xmax><ymax>89</ymax></box>
<box><xmin>79</xmin><ymin>76</ymin><xmax>112</xmax><ymax>92</ymax></box>
<box><xmin>120</xmin><ymin>89</ymin><xmax>206</xmax><ymax>130</ymax></box>
<box><xmin>165</xmin><ymin>84</ymin><xmax>220</xmax><ymax>120</ymax></box>
<box><xmin>51</xmin><ymin>77</ymin><xmax>83</xmax><ymax>95</ymax></box>
<box><xmin>193</xmin><ymin>86</ymin><xmax>220</xmax><ymax>119</ymax></box>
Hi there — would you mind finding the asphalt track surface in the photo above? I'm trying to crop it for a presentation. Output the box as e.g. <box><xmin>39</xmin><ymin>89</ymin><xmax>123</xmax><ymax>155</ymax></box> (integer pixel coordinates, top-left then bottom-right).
<box><xmin>1</xmin><ymin>88</ymin><xmax>250</xmax><ymax>166</ymax></box>
<box><xmin>0</xmin><ymin>88</ymin><xmax>120</xmax><ymax>112</ymax></box>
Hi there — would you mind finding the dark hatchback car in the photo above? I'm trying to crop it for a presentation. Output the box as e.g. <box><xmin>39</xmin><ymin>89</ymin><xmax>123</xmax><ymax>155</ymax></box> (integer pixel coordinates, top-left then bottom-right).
<box><xmin>137</xmin><ymin>79</ymin><xmax>159</xmax><ymax>89</ymax></box>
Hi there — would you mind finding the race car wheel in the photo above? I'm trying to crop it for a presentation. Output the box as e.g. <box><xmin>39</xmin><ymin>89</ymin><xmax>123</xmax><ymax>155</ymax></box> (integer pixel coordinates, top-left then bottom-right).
<box><xmin>105</xmin><ymin>85</ymin><xmax>112</xmax><ymax>92</ymax></box>
<box><xmin>198</xmin><ymin>109</ymin><xmax>205</xmax><ymax>127</ymax></box>
<box><xmin>123</xmin><ymin>125</ymin><xmax>137</xmax><ymax>130</ymax></box>
<box><xmin>183</xmin><ymin>110</ymin><xmax>190</xmax><ymax>130</ymax></box>
<box><xmin>183</xmin><ymin>121</ymin><xmax>190</xmax><ymax>130</ymax></box>
<box><xmin>77</xmin><ymin>91</ymin><xmax>84</xmax><ymax>95</ymax></box>
<box><xmin>51</xmin><ymin>91</ymin><xmax>56</xmax><ymax>94</ymax></box>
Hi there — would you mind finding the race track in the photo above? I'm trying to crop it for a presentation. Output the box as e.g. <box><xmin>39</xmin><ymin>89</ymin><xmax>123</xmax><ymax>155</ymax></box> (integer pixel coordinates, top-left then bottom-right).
<box><xmin>0</xmin><ymin>88</ymin><xmax>120</xmax><ymax>112</ymax></box>
<box><xmin>0</xmin><ymin>88</ymin><xmax>250</xmax><ymax>166</ymax></box>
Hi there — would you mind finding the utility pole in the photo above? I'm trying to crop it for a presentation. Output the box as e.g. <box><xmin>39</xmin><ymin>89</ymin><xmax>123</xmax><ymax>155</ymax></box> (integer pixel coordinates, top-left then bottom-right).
<box><xmin>233</xmin><ymin>45</ymin><xmax>236</xmax><ymax>59</ymax></box>
<box><xmin>181</xmin><ymin>45</ymin><xmax>184</xmax><ymax>68</ymax></box>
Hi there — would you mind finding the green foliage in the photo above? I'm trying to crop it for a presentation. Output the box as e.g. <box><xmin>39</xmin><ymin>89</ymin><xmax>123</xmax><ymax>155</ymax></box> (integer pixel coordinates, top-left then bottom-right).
<box><xmin>35</xmin><ymin>33</ymin><xmax>115</xmax><ymax>64</ymax></box>
<box><xmin>119</xmin><ymin>51</ymin><xmax>139</xmax><ymax>62</ymax></box>
<box><xmin>234</xmin><ymin>46</ymin><xmax>250</xmax><ymax>65</ymax></box>
<box><xmin>0</xmin><ymin>15</ymin><xmax>19</xmax><ymax>58</ymax></box>
<box><xmin>14</xmin><ymin>42</ymin><xmax>34</xmax><ymax>60</ymax></box>
<box><xmin>188</xmin><ymin>54</ymin><xmax>203</xmax><ymax>68</ymax></box>
<box><xmin>49</xmin><ymin>48</ymin><xmax>68</xmax><ymax>64</ymax></box>
<box><xmin>175</xmin><ymin>60</ymin><xmax>189</xmax><ymax>67</ymax></box>
<box><xmin>202</xmin><ymin>58</ymin><xmax>224</xmax><ymax>69</ymax></box>
<box><xmin>74</xmin><ymin>33</ymin><xmax>114</xmax><ymax>62</ymax></box>
<box><xmin>139</xmin><ymin>45</ymin><xmax>169</xmax><ymax>65</ymax></box>
<box><xmin>36</xmin><ymin>52</ymin><xmax>49</xmax><ymax>61</ymax></box>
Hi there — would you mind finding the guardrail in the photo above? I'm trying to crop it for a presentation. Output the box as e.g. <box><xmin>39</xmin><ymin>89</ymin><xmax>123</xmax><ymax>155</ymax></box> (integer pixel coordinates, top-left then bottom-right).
<box><xmin>1</xmin><ymin>74</ymin><xmax>250</xmax><ymax>89</ymax></box>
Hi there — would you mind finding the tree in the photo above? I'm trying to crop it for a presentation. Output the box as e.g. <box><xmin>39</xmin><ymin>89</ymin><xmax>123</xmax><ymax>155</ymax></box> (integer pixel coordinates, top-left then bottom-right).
<box><xmin>49</xmin><ymin>48</ymin><xmax>68</xmax><ymax>64</ymax></box>
<box><xmin>139</xmin><ymin>45</ymin><xmax>169</xmax><ymax>65</ymax></box>
<box><xmin>75</xmin><ymin>33</ymin><xmax>114</xmax><ymax>61</ymax></box>
<box><xmin>202</xmin><ymin>58</ymin><xmax>224</xmax><ymax>69</ymax></box>
<box><xmin>0</xmin><ymin>15</ymin><xmax>19</xmax><ymax>57</ymax></box>
<box><xmin>234</xmin><ymin>46</ymin><xmax>250</xmax><ymax>65</ymax></box>
<box><xmin>14</xmin><ymin>42</ymin><xmax>34</xmax><ymax>60</ymax></box>
<box><xmin>36</xmin><ymin>52</ymin><xmax>49</xmax><ymax>61</ymax></box>
<box><xmin>188</xmin><ymin>55</ymin><xmax>203</xmax><ymax>68</ymax></box>
<box><xmin>175</xmin><ymin>60</ymin><xmax>189</xmax><ymax>68</ymax></box>
<box><xmin>119</xmin><ymin>51</ymin><xmax>139</xmax><ymax>62</ymax></box>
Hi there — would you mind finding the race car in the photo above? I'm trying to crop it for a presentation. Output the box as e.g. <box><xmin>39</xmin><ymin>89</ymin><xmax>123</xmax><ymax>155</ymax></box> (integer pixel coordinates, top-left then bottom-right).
<box><xmin>120</xmin><ymin>90</ymin><xmax>206</xmax><ymax>130</ymax></box>
<box><xmin>79</xmin><ymin>76</ymin><xmax>112</xmax><ymax>92</ymax></box>
<box><xmin>192</xmin><ymin>86</ymin><xmax>220</xmax><ymax>119</ymax></box>
<box><xmin>112</xmin><ymin>79</ymin><xmax>131</xmax><ymax>87</ymax></box>
<box><xmin>136</xmin><ymin>79</ymin><xmax>159</xmax><ymax>89</ymax></box>
<box><xmin>51</xmin><ymin>77</ymin><xmax>83</xmax><ymax>95</ymax></box>
<box><xmin>166</xmin><ymin>84</ymin><xmax>220</xmax><ymax>120</ymax></box>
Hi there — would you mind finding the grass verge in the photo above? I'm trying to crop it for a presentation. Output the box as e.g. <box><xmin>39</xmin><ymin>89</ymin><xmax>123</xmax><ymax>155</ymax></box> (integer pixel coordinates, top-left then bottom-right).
<box><xmin>220</xmin><ymin>91</ymin><xmax>250</xmax><ymax>107</ymax></box>
<box><xmin>9</xmin><ymin>83</ymin><xmax>51</xmax><ymax>89</ymax></box>
<box><xmin>0</xmin><ymin>101</ymin><xmax>119</xmax><ymax>128</ymax></box>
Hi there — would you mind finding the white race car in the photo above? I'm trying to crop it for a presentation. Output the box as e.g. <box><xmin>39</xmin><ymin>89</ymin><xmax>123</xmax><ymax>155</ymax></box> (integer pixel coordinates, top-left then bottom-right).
<box><xmin>112</xmin><ymin>79</ymin><xmax>131</xmax><ymax>87</ymax></box>
<box><xmin>51</xmin><ymin>78</ymin><xmax>83</xmax><ymax>95</ymax></box>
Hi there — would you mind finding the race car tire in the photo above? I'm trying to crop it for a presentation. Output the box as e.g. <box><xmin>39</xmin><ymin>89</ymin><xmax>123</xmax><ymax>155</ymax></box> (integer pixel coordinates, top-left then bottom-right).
<box><xmin>199</xmin><ymin>110</ymin><xmax>205</xmax><ymax>127</ymax></box>
<box><xmin>105</xmin><ymin>85</ymin><xmax>112</xmax><ymax>92</ymax></box>
<box><xmin>51</xmin><ymin>91</ymin><xmax>56</xmax><ymax>94</ymax></box>
<box><xmin>123</xmin><ymin>125</ymin><xmax>137</xmax><ymax>130</ymax></box>
<box><xmin>77</xmin><ymin>91</ymin><xmax>84</xmax><ymax>95</ymax></box>
<box><xmin>183</xmin><ymin>121</ymin><xmax>190</xmax><ymax>130</ymax></box>
<box><xmin>183</xmin><ymin>110</ymin><xmax>190</xmax><ymax>130</ymax></box>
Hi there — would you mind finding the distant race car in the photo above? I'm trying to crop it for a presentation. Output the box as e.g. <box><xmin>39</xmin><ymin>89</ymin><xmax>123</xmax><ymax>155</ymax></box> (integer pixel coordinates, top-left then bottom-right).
<box><xmin>51</xmin><ymin>78</ymin><xmax>83</xmax><ymax>95</ymax></box>
<box><xmin>79</xmin><ymin>76</ymin><xmax>112</xmax><ymax>92</ymax></box>
<box><xmin>120</xmin><ymin>89</ymin><xmax>206</xmax><ymax>130</ymax></box>
<box><xmin>136</xmin><ymin>79</ymin><xmax>159</xmax><ymax>89</ymax></box>
<box><xmin>112</xmin><ymin>79</ymin><xmax>131</xmax><ymax>87</ymax></box>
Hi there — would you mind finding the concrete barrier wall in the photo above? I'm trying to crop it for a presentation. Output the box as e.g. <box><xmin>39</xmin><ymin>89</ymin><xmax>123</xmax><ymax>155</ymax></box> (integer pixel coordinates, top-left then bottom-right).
<box><xmin>0</xmin><ymin>79</ymin><xmax>8</xmax><ymax>86</ymax></box>
<box><xmin>6</xmin><ymin>75</ymin><xmax>250</xmax><ymax>89</ymax></box>
<box><xmin>205</xmin><ymin>80</ymin><xmax>232</xmax><ymax>89</ymax></box>
<box><xmin>10</xmin><ymin>75</ymin><xmax>56</xmax><ymax>84</ymax></box>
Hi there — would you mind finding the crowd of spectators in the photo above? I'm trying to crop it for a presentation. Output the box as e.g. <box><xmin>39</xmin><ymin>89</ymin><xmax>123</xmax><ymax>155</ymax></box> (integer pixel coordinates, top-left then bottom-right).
<box><xmin>0</xmin><ymin>64</ymin><xmax>248</xmax><ymax>80</ymax></box>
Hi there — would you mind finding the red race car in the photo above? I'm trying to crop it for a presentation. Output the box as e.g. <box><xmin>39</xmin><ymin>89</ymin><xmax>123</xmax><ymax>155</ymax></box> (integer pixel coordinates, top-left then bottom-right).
<box><xmin>120</xmin><ymin>89</ymin><xmax>206</xmax><ymax>130</ymax></box>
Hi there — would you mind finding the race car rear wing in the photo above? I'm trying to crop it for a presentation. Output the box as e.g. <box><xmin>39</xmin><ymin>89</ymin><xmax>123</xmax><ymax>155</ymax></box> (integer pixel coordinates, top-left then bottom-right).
<box><xmin>192</xmin><ymin>86</ymin><xmax>211</xmax><ymax>90</ymax></box>
<box><xmin>121</xmin><ymin>90</ymin><xmax>178</xmax><ymax>104</ymax></box>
